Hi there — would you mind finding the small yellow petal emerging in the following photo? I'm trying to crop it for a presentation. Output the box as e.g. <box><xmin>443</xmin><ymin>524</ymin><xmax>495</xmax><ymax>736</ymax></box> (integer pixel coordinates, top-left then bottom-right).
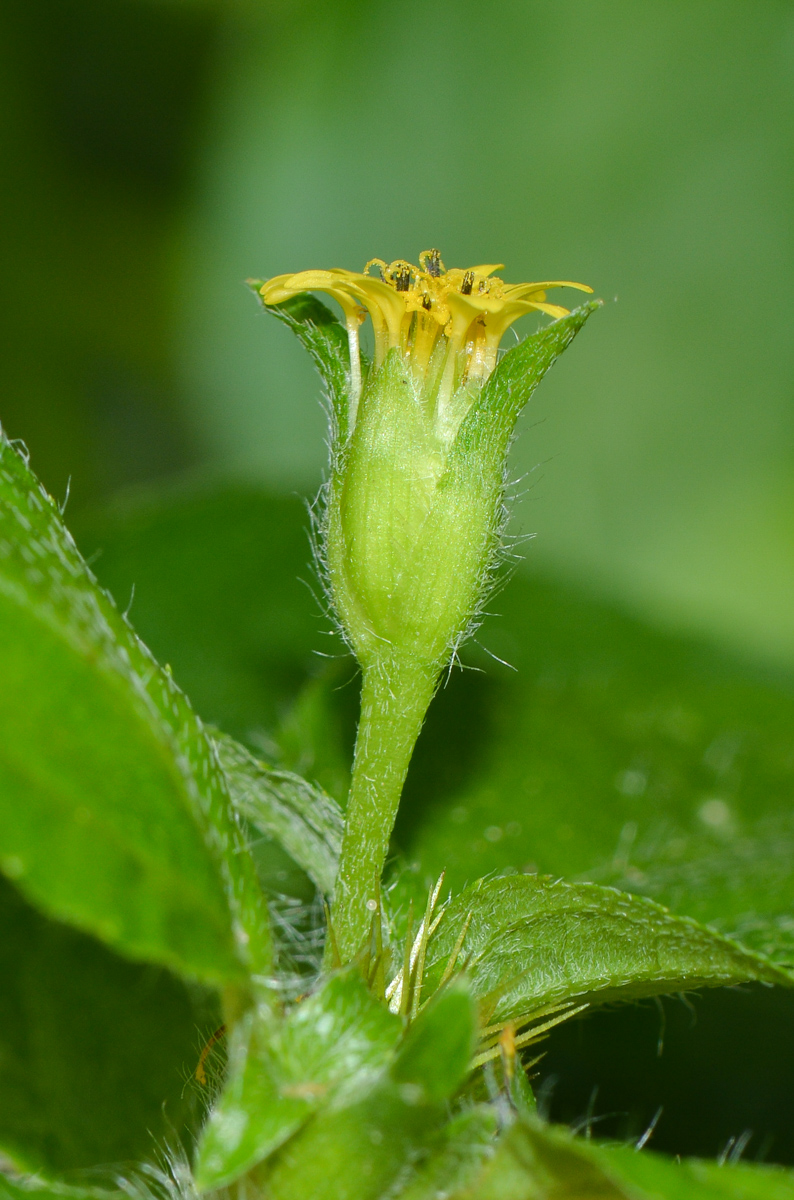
<box><xmin>259</xmin><ymin>253</ymin><xmax>593</xmax><ymax>446</ymax></box>
<box><xmin>259</xmin><ymin>252</ymin><xmax>592</xmax><ymax>381</ymax></box>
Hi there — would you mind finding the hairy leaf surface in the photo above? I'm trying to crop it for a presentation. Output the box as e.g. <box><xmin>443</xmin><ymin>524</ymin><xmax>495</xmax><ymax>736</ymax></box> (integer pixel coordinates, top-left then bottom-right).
<box><xmin>0</xmin><ymin>435</ymin><xmax>268</xmax><ymax>984</ymax></box>
<box><xmin>422</xmin><ymin>875</ymin><xmax>791</xmax><ymax>1022</ymax></box>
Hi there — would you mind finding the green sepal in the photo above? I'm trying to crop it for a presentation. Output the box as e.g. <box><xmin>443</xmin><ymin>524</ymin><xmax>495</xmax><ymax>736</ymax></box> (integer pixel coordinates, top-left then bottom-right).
<box><xmin>461</xmin><ymin>299</ymin><xmax>602</xmax><ymax>460</ymax></box>
<box><xmin>423</xmin><ymin>874</ymin><xmax>792</xmax><ymax>1023</ymax></box>
<box><xmin>443</xmin><ymin>302</ymin><xmax>600</xmax><ymax>538</ymax></box>
<box><xmin>252</xmin><ymin>288</ymin><xmax>362</xmax><ymax>444</ymax></box>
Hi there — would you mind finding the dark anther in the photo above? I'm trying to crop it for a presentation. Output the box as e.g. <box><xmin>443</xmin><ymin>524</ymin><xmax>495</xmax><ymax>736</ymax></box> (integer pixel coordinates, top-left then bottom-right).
<box><xmin>426</xmin><ymin>250</ymin><xmax>442</xmax><ymax>278</ymax></box>
<box><xmin>460</xmin><ymin>270</ymin><xmax>474</xmax><ymax>295</ymax></box>
<box><xmin>422</xmin><ymin>295</ymin><xmax>432</xmax><ymax>310</ymax></box>
<box><xmin>394</xmin><ymin>266</ymin><xmax>411</xmax><ymax>291</ymax></box>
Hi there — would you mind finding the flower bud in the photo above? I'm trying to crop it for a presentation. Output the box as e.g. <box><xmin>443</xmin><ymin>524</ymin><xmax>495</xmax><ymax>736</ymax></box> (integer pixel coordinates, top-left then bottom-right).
<box><xmin>255</xmin><ymin>252</ymin><xmax>597</xmax><ymax>683</ymax></box>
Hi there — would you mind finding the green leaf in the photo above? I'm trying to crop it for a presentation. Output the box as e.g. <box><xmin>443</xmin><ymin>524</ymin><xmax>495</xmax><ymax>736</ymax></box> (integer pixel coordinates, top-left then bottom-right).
<box><xmin>455</xmin><ymin>1119</ymin><xmax>794</xmax><ymax>1199</ymax></box>
<box><xmin>0</xmin><ymin>1181</ymin><xmax>68</xmax><ymax>1200</ymax></box>
<box><xmin>608</xmin><ymin>1144</ymin><xmax>794</xmax><ymax>1200</ymax></box>
<box><xmin>422</xmin><ymin>875</ymin><xmax>791</xmax><ymax>1023</ymax></box>
<box><xmin>0</xmin><ymin>434</ymin><xmax>269</xmax><ymax>985</ymax></box>
<box><xmin>257</xmin><ymin>1083</ymin><xmax>431</xmax><ymax>1200</ymax></box>
<box><xmin>194</xmin><ymin>968</ymin><xmax>400</xmax><ymax>1190</ymax></box>
<box><xmin>214</xmin><ymin>731</ymin><xmax>343</xmax><ymax>897</ymax></box>
<box><xmin>75</xmin><ymin>481</ymin><xmax>794</xmax><ymax>967</ymax></box>
<box><xmin>391</xmin><ymin>978</ymin><xmax>477</xmax><ymax>1105</ymax></box>
<box><xmin>400</xmin><ymin>573</ymin><xmax>794</xmax><ymax>965</ymax></box>
<box><xmin>250</xmin><ymin>981</ymin><xmax>476</xmax><ymax>1200</ymax></box>
<box><xmin>254</xmin><ymin>291</ymin><xmax>357</xmax><ymax>445</ymax></box>
<box><xmin>0</xmin><ymin>1186</ymin><xmax>112</xmax><ymax>1200</ymax></box>
<box><xmin>0</xmin><ymin>873</ymin><xmax>216</xmax><ymax>1176</ymax></box>
<box><xmin>395</xmin><ymin>1107</ymin><xmax>498</xmax><ymax>1200</ymax></box>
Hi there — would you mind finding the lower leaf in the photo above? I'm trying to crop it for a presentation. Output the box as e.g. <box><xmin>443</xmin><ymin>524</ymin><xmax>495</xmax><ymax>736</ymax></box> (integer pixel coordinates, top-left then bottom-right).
<box><xmin>457</xmin><ymin>1118</ymin><xmax>794</xmax><ymax>1199</ymax></box>
<box><xmin>422</xmin><ymin>874</ymin><xmax>793</xmax><ymax>1023</ymax></box>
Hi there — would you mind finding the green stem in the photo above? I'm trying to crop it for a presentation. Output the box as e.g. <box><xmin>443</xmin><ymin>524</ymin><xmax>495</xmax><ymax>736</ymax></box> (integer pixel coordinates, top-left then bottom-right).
<box><xmin>329</xmin><ymin>657</ymin><xmax>437</xmax><ymax>964</ymax></box>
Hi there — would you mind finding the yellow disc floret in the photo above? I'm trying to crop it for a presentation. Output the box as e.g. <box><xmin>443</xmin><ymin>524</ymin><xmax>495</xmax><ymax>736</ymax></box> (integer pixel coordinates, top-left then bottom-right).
<box><xmin>259</xmin><ymin>252</ymin><xmax>592</xmax><ymax>416</ymax></box>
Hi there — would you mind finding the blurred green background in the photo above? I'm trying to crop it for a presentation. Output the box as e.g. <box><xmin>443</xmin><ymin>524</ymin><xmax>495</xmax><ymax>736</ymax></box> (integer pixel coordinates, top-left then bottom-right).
<box><xmin>3</xmin><ymin>0</ymin><xmax>793</xmax><ymax>670</ymax></box>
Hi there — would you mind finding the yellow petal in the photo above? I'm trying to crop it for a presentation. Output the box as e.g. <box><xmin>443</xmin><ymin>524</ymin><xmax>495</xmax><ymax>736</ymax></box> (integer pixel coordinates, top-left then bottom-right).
<box><xmin>526</xmin><ymin>301</ymin><xmax>570</xmax><ymax>319</ymax></box>
<box><xmin>502</xmin><ymin>280</ymin><xmax>593</xmax><ymax>299</ymax></box>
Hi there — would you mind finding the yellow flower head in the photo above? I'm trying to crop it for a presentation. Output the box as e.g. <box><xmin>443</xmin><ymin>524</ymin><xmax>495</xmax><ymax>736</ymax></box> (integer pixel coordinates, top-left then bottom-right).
<box><xmin>253</xmin><ymin>249</ymin><xmax>598</xmax><ymax>724</ymax></box>
<box><xmin>259</xmin><ymin>251</ymin><xmax>592</xmax><ymax>412</ymax></box>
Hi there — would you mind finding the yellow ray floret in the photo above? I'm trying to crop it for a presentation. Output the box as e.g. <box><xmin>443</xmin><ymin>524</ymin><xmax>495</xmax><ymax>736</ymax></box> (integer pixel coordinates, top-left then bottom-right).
<box><xmin>259</xmin><ymin>252</ymin><xmax>592</xmax><ymax>390</ymax></box>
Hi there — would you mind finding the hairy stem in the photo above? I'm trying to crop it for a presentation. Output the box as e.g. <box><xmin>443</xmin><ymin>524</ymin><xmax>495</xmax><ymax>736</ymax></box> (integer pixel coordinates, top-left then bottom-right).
<box><xmin>328</xmin><ymin>658</ymin><xmax>437</xmax><ymax>964</ymax></box>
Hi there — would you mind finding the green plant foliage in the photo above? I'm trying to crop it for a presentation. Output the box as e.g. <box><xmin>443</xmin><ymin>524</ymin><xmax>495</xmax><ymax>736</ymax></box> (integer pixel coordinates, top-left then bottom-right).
<box><xmin>401</xmin><ymin>574</ymin><xmax>794</xmax><ymax>965</ymax></box>
<box><xmin>30</xmin><ymin>480</ymin><xmax>794</xmax><ymax>1187</ymax></box>
<box><xmin>452</xmin><ymin>301</ymin><xmax>601</xmax><ymax>463</ymax></box>
<box><xmin>214</xmin><ymin>731</ymin><xmax>342</xmax><ymax>897</ymax></box>
<box><xmin>395</xmin><ymin>1107</ymin><xmax>498</xmax><ymax>1200</ymax></box>
<box><xmin>254</xmin><ymin>981</ymin><xmax>477</xmax><ymax>1200</ymax></box>
<box><xmin>0</xmin><ymin>1181</ymin><xmax>67</xmax><ymax>1200</ymax></box>
<box><xmin>0</xmin><ymin>433</ymin><xmax>268</xmax><ymax>985</ymax></box>
<box><xmin>0</xmin><ymin>874</ymin><xmax>215</xmax><ymax>1176</ymax></box>
<box><xmin>454</xmin><ymin>1118</ymin><xmax>794</xmax><ymax>1199</ymax></box>
<box><xmin>194</xmin><ymin>968</ymin><xmax>400</xmax><ymax>1190</ymax></box>
<box><xmin>422</xmin><ymin>875</ymin><xmax>791</xmax><ymax>1022</ymax></box>
<box><xmin>391</xmin><ymin>978</ymin><xmax>476</xmax><ymax>1105</ymax></box>
<box><xmin>77</xmin><ymin>483</ymin><xmax>794</xmax><ymax>975</ymax></box>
